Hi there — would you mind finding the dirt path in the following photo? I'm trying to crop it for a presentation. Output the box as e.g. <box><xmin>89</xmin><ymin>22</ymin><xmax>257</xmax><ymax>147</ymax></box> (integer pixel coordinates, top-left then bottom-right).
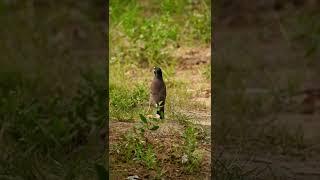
<box><xmin>173</xmin><ymin>46</ymin><xmax>211</xmax><ymax>126</ymax></box>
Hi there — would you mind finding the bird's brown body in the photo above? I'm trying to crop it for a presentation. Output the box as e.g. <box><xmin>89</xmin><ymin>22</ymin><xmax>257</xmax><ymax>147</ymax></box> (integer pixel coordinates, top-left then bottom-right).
<box><xmin>150</xmin><ymin>67</ymin><xmax>166</xmax><ymax>119</ymax></box>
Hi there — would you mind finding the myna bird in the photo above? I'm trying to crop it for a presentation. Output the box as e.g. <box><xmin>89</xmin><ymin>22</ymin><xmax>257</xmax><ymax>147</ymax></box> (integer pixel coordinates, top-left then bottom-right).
<box><xmin>150</xmin><ymin>67</ymin><xmax>166</xmax><ymax>119</ymax></box>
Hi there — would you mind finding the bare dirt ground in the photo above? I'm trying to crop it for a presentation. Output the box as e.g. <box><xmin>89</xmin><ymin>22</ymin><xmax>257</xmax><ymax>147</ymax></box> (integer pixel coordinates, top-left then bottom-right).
<box><xmin>110</xmin><ymin>121</ymin><xmax>211</xmax><ymax>179</ymax></box>
<box><xmin>174</xmin><ymin>46</ymin><xmax>211</xmax><ymax>126</ymax></box>
<box><xmin>109</xmin><ymin>46</ymin><xmax>211</xmax><ymax>179</ymax></box>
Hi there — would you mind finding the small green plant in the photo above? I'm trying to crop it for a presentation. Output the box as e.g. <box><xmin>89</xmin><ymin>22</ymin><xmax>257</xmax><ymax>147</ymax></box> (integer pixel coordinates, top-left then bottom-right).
<box><xmin>201</xmin><ymin>65</ymin><xmax>211</xmax><ymax>80</ymax></box>
<box><xmin>116</xmin><ymin>114</ymin><xmax>160</xmax><ymax>169</ymax></box>
<box><xmin>143</xmin><ymin>144</ymin><xmax>157</xmax><ymax>169</ymax></box>
<box><xmin>183</xmin><ymin>126</ymin><xmax>197</xmax><ymax>153</ymax></box>
<box><xmin>137</xmin><ymin>114</ymin><xmax>160</xmax><ymax>135</ymax></box>
<box><xmin>182</xmin><ymin>126</ymin><xmax>203</xmax><ymax>173</ymax></box>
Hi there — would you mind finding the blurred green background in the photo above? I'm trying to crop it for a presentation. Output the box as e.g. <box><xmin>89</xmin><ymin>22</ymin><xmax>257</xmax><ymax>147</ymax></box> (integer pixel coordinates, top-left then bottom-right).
<box><xmin>0</xmin><ymin>1</ymin><xmax>106</xmax><ymax>179</ymax></box>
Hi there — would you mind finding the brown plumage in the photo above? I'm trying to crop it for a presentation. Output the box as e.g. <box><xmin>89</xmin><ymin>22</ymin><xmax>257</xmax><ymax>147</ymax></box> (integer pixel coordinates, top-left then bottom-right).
<box><xmin>150</xmin><ymin>67</ymin><xmax>166</xmax><ymax>119</ymax></box>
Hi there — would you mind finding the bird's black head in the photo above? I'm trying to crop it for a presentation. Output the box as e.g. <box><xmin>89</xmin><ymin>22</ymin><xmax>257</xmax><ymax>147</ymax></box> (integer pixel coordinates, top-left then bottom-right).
<box><xmin>153</xmin><ymin>67</ymin><xmax>163</xmax><ymax>79</ymax></box>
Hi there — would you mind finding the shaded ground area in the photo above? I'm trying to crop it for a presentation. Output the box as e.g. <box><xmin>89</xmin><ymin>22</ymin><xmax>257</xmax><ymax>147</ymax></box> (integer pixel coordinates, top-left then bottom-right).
<box><xmin>214</xmin><ymin>2</ymin><xmax>320</xmax><ymax>179</ymax></box>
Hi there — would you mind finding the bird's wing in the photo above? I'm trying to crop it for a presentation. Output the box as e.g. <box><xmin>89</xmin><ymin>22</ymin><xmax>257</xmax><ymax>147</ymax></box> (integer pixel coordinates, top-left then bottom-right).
<box><xmin>158</xmin><ymin>83</ymin><xmax>166</xmax><ymax>104</ymax></box>
<box><xmin>150</xmin><ymin>79</ymin><xmax>160</xmax><ymax>103</ymax></box>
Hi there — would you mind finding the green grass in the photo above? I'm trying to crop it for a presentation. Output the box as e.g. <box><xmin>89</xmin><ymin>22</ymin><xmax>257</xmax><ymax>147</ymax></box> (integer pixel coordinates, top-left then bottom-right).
<box><xmin>109</xmin><ymin>0</ymin><xmax>211</xmax><ymax>178</ymax></box>
<box><xmin>109</xmin><ymin>0</ymin><xmax>211</xmax><ymax>120</ymax></box>
<box><xmin>110</xmin><ymin>0</ymin><xmax>211</xmax><ymax>67</ymax></box>
<box><xmin>110</xmin><ymin>82</ymin><xmax>149</xmax><ymax>121</ymax></box>
<box><xmin>182</xmin><ymin>126</ymin><xmax>203</xmax><ymax>173</ymax></box>
<box><xmin>201</xmin><ymin>64</ymin><xmax>211</xmax><ymax>80</ymax></box>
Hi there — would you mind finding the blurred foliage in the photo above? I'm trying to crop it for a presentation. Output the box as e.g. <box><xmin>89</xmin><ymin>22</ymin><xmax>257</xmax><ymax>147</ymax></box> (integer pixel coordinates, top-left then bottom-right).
<box><xmin>0</xmin><ymin>1</ymin><xmax>106</xmax><ymax>179</ymax></box>
<box><xmin>292</xmin><ymin>11</ymin><xmax>320</xmax><ymax>58</ymax></box>
<box><xmin>0</xmin><ymin>68</ymin><xmax>106</xmax><ymax>178</ymax></box>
